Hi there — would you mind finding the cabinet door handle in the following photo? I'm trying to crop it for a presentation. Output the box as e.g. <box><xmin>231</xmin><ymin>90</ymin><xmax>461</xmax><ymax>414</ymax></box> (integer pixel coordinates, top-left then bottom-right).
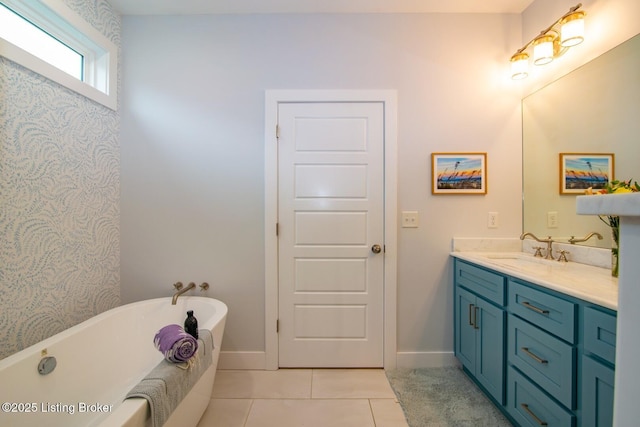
<box><xmin>521</xmin><ymin>403</ymin><xmax>548</xmax><ymax>426</ymax></box>
<box><xmin>474</xmin><ymin>306</ymin><xmax>479</xmax><ymax>330</ymax></box>
<box><xmin>468</xmin><ymin>304</ymin><xmax>475</xmax><ymax>326</ymax></box>
<box><xmin>521</xmin><ymin>347</ymin><xmax>548</xmax><ymax>364</ymax></box>
<box><xmin>521</xmin><ymin>301</ymin><xmax>550</xmax><ymax>315</ymax></box>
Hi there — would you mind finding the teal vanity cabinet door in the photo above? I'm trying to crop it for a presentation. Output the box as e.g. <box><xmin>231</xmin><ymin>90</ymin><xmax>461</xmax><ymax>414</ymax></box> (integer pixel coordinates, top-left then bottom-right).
<box><xmin>581</xmin><ymin>355</ymin><xmax>614</xmax><ymax>427</ymax></box>
<box><xmin>581</xmin><ymin>307</ymin><xmax>616</xmax><ymax>427</ymax></box>
<box><xmin>475</xmin><ymin>297</ymin><xmax>506</xmax><ymax>405</ymax></box>
<box><xmin>456</xmin><ymin>286</ymin><xmax>477</xmax><ymax>372</ymax></box>
<box><xmin>454</xmin><ymin>261</ymin><xmax>506</xmax><ymax>405</ymax></box>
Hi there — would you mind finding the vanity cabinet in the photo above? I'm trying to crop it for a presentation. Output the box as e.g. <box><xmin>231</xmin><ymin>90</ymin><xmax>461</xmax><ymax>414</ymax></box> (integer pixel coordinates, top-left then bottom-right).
<box><xmin>581</xmin><ymin>356</ymin><xmax>614</xmax><ymax>427</ymax></box>
<box><xmin>581</xmin><ymin>307</ymin><xmax>617</xmax><ymax>427</ymax></box>
<box><xmin>454</xmin><ymin>260</ymin><xmax>506</xmax><ymax>405</ymax></box>
<box><xmin>453</xmin><ymin>258</ymin><xmax>617</xmax><ymax>427</ymax></box>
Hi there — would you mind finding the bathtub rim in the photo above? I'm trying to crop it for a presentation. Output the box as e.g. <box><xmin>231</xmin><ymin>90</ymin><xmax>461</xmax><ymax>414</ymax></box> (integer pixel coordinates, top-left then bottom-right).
<box><xmin>0</xmin><ymin>296</ymin><xmax>228</xmax><ymax>368</ymax></box>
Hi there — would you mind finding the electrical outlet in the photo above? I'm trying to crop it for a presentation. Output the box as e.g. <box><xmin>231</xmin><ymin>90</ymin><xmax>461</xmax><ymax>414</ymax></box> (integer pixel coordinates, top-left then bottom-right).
<box><xmin>401</xmin><ymin>211</ymin><xmax>419</xmax><ymax>228</ymax></box>
<box><xmin>547</xmin><ymin>211</ymin><xmax>558</xmax><ymax>228</ymax></box>
<box><xmin>488</xmin><ymin>212</ymin><xmax>499</xmax><ymax>229</ymax></box>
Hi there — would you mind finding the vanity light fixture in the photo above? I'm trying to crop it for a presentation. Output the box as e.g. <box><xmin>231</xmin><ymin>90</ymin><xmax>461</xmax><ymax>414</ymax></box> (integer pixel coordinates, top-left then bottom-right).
<box><xmin>510</xmin><ymin>3</ymin><xmax>585</xmax><ymax>80</ymax></box>
<box><xmin>533</xmin><ymin>33</ymin><xmax>557</xmax><ymax>65</ymax></box>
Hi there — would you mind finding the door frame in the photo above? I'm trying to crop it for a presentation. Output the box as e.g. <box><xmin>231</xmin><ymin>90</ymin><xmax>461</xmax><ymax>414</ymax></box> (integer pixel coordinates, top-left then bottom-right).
<box><xmin>264</xmin><ymin>90</ymin><xmax>398</xmax><ymax>370</ymax></box>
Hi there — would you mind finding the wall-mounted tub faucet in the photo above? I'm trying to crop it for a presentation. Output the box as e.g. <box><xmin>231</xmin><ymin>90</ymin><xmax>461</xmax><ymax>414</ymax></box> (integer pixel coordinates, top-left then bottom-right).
<box><xmin>171</xmin><ymin>281</ymin><xmax>196</xmax><ymax>305</ymax></box>
<box><xmin>520</xmin><ymin>232</ymin><xmax>555</xmax><ymax>260</ymax></box>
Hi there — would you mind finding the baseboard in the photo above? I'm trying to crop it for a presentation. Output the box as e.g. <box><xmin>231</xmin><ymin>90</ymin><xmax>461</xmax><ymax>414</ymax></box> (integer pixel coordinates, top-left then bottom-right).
<box><xmin>218</xmin><ymin>351</ymin><xmax>266</xmax><ymax>370</ymax></box>
<box><xmin>218</xmin><ymin>351</ymin><xmax>458</xmax><ymax>370</ymax></box>
<box><xmin>396</xmin><ymin>352</ymin><xmax>459</xmax><ymax>369</ymax></box>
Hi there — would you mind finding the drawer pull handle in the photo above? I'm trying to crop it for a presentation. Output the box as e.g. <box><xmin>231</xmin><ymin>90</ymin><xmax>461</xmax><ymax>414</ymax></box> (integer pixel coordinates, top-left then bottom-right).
<box><xmin>521</xmin><ymin>347</ymin><xmax>548</xmax><ymax>364</ymax></box>
<box><xmin>521</xmin><ymin>301</ymin><xmax>549</xmax><ymax>315</ymax></box>
<box><xmin>468</xmin><ymin>304</ymin><xmax>475</xmax><ymax>326</ymax></box>
<box><xmin>521</xmin><ymin>403</ymin><xmax>548</xmax><ymax>426</ymax></box>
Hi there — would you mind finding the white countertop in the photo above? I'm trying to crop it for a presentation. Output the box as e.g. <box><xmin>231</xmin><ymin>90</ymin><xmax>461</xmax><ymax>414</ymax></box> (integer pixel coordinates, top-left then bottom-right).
<box><xmin>576</xmin><ymin>193</ymin><xmax>640</xmax><ymax>216</ymax></box>
<box><xmin>451</xmin><ymin>251</ymin><xmax>618</xmax><ymax>310</ymax></box>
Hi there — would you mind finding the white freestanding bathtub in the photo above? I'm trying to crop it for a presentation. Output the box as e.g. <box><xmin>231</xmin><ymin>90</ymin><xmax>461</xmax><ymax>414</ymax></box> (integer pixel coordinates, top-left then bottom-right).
<box><xmin>0</xmin><ymin>297</ymin><xmax>227</xmax><ymax>427</ymax></box>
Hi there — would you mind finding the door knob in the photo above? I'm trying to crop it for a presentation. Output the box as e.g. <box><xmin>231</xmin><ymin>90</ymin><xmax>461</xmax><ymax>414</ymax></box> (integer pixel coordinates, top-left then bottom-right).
<box><xmin>371</xmin><ymin>244</ymin><xmax>382</xmax><ymax>254</ymax></box>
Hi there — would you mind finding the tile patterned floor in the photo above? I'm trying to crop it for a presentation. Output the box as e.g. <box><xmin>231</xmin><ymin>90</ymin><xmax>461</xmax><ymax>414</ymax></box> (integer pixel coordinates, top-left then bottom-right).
<box><xmin>197</xmin><ymin>369</ymin><xmax>409</xmax><ymax>427</ymax></box>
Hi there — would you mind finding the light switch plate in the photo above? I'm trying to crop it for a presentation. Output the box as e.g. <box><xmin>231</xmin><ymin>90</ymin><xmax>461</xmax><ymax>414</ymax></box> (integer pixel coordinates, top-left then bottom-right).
<box><xmin>402</xmin><ymin>211</ymin><xmax>419</xmax><ymax>228</ymax></box>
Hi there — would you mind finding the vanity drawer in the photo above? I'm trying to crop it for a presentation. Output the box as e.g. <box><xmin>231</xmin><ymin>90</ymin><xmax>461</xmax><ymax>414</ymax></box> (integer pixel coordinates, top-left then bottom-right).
<box><xmin>509</xmin><ymin>280</ymin><xmax>577</xmax><ymax>343</ymax></box>
<box><xmin>455</xmin><ymin>260</ymin><xmax>506</xmax><ymax>306</ymax></box>
<box><xmin>583</xmin><ymin>307</ymin><xmax>617</xmax><ymax>365</ymax></box>
<box><xmin>507</xmin><ymin>366</ymin><xmax>575</xmax><ymax>427</ymax></box>
<box><xmin>509</xmin><ymin>315</ymin><xmax>575</xmax><ymax>409</ymax></box>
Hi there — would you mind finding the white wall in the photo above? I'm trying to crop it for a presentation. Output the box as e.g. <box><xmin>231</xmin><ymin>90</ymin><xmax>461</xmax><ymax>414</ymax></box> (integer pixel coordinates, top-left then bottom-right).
<box><xmin>120</xmin><ymin>13</ymin><xmax>523</xmax><ymax>365</ymax></box>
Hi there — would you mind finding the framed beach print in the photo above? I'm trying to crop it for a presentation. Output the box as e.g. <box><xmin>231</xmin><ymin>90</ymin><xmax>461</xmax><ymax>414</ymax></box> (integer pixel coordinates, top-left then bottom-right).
<box><xmin>559</xmin><ymin>153</ymin><xmax>614</xmax><ymax>194</ymax></box>
<box><xmin>431</xmin><ymin>153</ymin><xmax>487</xmax><ymax>195</ymax></box>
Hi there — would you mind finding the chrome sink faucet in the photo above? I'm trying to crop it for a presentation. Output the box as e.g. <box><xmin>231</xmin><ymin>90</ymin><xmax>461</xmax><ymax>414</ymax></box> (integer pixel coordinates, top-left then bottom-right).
<box><xmin>520</xmin><ymin>232</ymin><xmax>555</xmax><ymax>260</ymax></box>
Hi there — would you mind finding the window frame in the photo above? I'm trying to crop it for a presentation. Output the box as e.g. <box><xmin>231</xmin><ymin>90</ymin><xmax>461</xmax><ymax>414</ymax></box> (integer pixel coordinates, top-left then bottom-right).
<box><xmin>0</xmin><ymin>0</ymin><xmax>118</xmax><ymax>110</ymax></box>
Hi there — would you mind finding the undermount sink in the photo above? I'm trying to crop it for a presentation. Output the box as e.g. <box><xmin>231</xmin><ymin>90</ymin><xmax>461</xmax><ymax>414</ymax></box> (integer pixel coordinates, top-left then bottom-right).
<box><xmin>483</xmin><ymin>253</ymin><xmax>557</xmax><ymax>265</ymax></box>
<box><xmin>454</xmin><ymin>252</ymin><xmax>614</xmax><ymax>285</ymax></box>
<box><xmin>473</xmin><ymin>252</ymin><xmax>564</xmax><ymax>274</ymax></box>
<box><xmin>484</xmin><ymin>254</ymin><xmax>520</xmax><ymax>259</ymax></box>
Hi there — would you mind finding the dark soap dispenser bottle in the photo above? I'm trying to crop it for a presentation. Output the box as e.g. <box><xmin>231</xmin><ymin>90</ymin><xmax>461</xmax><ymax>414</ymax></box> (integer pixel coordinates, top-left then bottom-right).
<box><xmin>184</xmin><ymin>310</ymin><xmax>198</xmax><ymax>339</ymax></box>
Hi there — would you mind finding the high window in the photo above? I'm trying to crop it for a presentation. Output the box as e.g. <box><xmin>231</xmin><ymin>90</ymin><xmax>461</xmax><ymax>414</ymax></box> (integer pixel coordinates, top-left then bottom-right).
<box><xmin>0</xmin><ymin>0</ymin><xmax>117</xmax><ymax>110</ymax></box>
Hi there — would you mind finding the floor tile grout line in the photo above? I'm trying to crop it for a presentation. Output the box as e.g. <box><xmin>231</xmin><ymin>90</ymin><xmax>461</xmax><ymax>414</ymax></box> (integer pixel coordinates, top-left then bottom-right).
<box><xmin>310</xmin><ymin>368</ymin><xmax>315</xmax><ymax>399</ymax></box>
<box><xmin>368</xmin><ymin>399</ymin><xmax>378</xmax><ymax>427</ymax></box>
<box><xmin>242</xmin><ymin>399</ymin><xmax>254</xmax><ymax>427</ymax></box>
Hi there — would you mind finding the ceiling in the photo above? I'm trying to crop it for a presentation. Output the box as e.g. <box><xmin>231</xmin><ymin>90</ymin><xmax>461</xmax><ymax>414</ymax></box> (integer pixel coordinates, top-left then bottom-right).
<box><xmin>108</xmin><ymin>0</ymin><xmax>535</xmax><ymax>16</ymax></box>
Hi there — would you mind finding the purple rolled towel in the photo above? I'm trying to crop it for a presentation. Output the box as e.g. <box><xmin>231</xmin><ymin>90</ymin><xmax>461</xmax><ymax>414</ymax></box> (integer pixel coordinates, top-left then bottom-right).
<box><xmin>153</xmin><ymin>324</ymin><xmax>198</xmax><ymax>363</ymax></box>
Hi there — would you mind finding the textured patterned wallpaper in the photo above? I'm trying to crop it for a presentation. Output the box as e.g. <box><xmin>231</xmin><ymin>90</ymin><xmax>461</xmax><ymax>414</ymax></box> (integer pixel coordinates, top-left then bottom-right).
<box><xmin>0</xmin><ymin>0</ymin><xmax>121</xmax><ymax>360</ymax></box>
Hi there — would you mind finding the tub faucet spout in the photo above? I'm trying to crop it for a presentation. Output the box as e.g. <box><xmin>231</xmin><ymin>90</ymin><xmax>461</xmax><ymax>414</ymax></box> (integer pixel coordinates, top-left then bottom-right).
<box><xmin>172</xmin><ymin>282</ymin><xmax>196</xmax><ymax>305</ymax></box>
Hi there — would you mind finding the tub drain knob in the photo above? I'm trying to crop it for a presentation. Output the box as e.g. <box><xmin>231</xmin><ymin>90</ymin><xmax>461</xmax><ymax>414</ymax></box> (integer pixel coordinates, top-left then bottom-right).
<box><xmin>38</xmin><ymin>356</ymin><xmax>57</xmax><ymax>375</ymax></box>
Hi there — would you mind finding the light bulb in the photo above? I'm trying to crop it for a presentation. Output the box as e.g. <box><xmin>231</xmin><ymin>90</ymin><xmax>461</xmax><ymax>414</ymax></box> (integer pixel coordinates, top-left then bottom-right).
<box><xmin>510</xmin><ymin>52</ymin><xmax>529</xmax><ymax>80</ymax></box>
<box><xmin>561</xmin><ymin>11</ymin><xmax>585</xmax><ymax>47</ymax></box>
<box><xmin>533</xmin><ymin>34</ymin><xmax>555</xmax><ymax>66</ymax></box>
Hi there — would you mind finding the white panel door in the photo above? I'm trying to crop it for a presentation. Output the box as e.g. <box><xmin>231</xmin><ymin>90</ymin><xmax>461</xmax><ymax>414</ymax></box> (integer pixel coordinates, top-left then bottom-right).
<box><xmin>278</xmin><ymin>101</ymin><xmax>385</xmax><ymax>367</ymax></box>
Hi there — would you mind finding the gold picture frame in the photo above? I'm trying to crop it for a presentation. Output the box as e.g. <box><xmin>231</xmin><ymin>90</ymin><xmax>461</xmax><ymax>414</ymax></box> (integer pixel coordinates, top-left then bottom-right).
<box><xmin>431</xmin><ymin>153</ymin><xmax>487</xmax><ymax>195</ymax></box>
<box><xmin>559</xmin><ymin>153</ymin><xmax>614</xmax><ymax>194</ymax></box>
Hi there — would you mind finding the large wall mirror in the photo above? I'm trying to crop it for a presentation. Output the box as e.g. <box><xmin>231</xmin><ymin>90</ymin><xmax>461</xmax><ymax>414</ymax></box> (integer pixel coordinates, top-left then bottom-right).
<box><xmin>523</xmin><ymin>33</ymin><xmax>640</xmax><ymax>248</ymax></box>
